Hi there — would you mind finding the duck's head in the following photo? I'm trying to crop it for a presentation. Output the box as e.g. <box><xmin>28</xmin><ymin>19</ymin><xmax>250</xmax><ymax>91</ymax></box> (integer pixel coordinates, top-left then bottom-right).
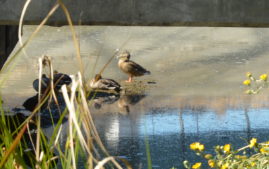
<box><xmin>117</xmin><ymin>51</ymin><xmax>130</xmax><ymax>60</ymax></box>
<box><xmin>48</xmin><ymin>70</ymin><xmax>58</xmax><ymax>78</ymax></box>
<box><xmin>94</xmin><ymin>74</ymin><xmax>102</xmax><ymax>81</ymax></box>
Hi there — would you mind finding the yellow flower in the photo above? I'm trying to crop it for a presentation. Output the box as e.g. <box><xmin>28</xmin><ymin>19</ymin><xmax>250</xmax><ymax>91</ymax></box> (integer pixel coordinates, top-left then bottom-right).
<box><xmin>221</xmin><ymin>163</ymin><xmax>229</xmax><ymax>169</ymax></box>
<box><xmin>190</xmin><ymin>143</ymin><xmax>196</xmax><ymax>150</ymax></box>
<box><xmin>223</xmin><ymin>144</ymin><xmax>230</xmax><ymax>153</ymax></box>
<box><xmin>190</xmin><ymin>142</ymin><xmax>199</xmax><ymax>150</ymax></box>
<box><xmin>192</xmin><ymin>162</ymin><xmax>201</xmax><ymax>169</ymax></box>
<box><xmin>251</xmin><ymin>162</ymin><xmax>255</xmax><ymax>166</ymax></box>
<box><xmin>190</xmin><ymin>142</ymin><xmax>203</xmax><ymax>151</ymax></box>
<box><xmin>247</xmin><ymin>72</ymin><xmax>252</xmax><ymax>77</ymax></box>
<box><xmin>243</xmin><ymin>79</ymin><xmax>250</xmax><ymax>86</ymax></box>
<box><xmin>198</xmin><ymin>144</ymin><xmax>204</xmax><ymax>151</ymax></box>
<box><xmin>260</xmin><ymin>74</ymin><xmax>267</xmax><ymax>81</ymax></box>
<box><xmin>260</xmin><ymin>148</ymin><xmax>265</xmax><ymax>154</ymax></box>
<box><xmin>250</xmin><ymin>138</ymin><xmax>257</xmax><ymax>148</ymax></box>
<box><xmin>208</xmin><ymin>160</ymin><xmax>214</xmax><ymax>168</ymax></box>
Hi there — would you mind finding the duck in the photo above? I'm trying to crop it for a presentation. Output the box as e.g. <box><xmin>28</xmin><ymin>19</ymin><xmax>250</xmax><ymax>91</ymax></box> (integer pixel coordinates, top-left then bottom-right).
<box><xmin>117</xmin><ymin>51</ymin><xmax>150</xmax><ymax>82</ymax></box>
<box><xmin>90</xmin><ymin>74</ymin><xmax>122</xmax><ymax>91</ymax></box>
<box><xmin>33</xmin><ymin>74</ymin><xmax>50</xmax><ymax>93</ymax></box>
<box><xmin>22</xmin><ymin>94</ymin><xmax>48</xmax><ymax>112</ymax></box>
<box><xmin>51</xmin><ymin>70</ymin><xmax>72</xmax><ymax>90</ymax></box>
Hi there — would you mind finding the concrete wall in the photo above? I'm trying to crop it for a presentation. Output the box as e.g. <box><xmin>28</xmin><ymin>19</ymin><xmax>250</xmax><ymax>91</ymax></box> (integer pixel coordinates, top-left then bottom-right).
<box><xmin>1</xmin><ymin>0</ymin><xmax>269</xmax><ymax>27</ymax></box>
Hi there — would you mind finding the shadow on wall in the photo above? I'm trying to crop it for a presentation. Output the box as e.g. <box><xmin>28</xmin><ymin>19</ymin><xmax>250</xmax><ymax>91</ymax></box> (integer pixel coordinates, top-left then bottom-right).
<box><xmin>0</xmin><ymin>25</ymin><xmax>19</xmax><ymax>69</ymax></box>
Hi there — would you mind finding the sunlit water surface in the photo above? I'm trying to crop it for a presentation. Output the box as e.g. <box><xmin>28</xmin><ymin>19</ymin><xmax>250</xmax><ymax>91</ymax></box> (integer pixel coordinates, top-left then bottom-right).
<box><xmin>2</xmin><ymin>26</ymin><xmax>269</xmax><ymax>168</ymax></box>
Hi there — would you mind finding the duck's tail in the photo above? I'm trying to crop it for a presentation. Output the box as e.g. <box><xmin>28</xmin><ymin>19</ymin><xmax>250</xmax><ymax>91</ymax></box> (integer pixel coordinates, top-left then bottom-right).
<box><xmin>109</xmin><ymin>86</ymin><xmax>122</xmax><ymax>92</ymax></box>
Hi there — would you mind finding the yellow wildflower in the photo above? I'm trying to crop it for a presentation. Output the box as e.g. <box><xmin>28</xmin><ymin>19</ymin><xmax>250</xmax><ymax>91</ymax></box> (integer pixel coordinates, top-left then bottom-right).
<box><xmin>190</xmin><ymin>142</ymin><xmax>203</xmax><ymax>151</ymax></box>
<box><xmin>223</xmin><ymin>144</ymin><xmax>230</xmax><ymax>153</ymax></box>
<box><xmin>243</xmin><ymin>79</ymin><xmax>250</xmax><ymax>86</ymax></box>
<box><xmin>190</xmin><ymin>143</ymin><xmax>196</xmax><ymax>150</ymax></box>
<box><xmin>250</xmin><ymin>138</ymin><xmax>257</xmax><ymax>148</ymax></box>
<box><xmin>221</xmin><ymin>163</ymin><xmax>229</xmax><ymax>169</ymax></box>
<box><xmin>251</xmin><ymin>162</ymin><xmax>255</xmax><ymax>166</ymax></box>
<box><xmin>198</xmin><ymin>144</ymin><xmax>204</xmax><ymax>151</ymax></box>
<box><xmin>247</xmin><ymin>72</ymin><xmax>252</xmax><ymax>77</ymax></box>
<box><xmin>260</xmin><ymin>74</ymin><xmax>267</xmax><ymax>81</ymax></box>
<box><xmin>190</xmin><ymin>142</ymin><xmax>200</xmax><ymax>150</ymax></box>
<box><xmin>192</xmin><ymin>162</ymin><xmax>201</xmax><ymax>169</ymax></box>
<box><xmin>208</xmin><ymin>160</ymin><xmax>214</xmax><ymax>168</ymax></box>
<box><xmin>260</xmin><ymin>148</ymin><xmax>265</xmax><ymax>154</ymax></box>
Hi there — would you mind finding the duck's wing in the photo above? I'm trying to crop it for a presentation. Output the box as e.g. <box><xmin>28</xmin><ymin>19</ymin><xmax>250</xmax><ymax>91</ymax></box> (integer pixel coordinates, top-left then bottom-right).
<box><xmin>42</xmin><ymin>77</ymin><xmax>50</xmax><ymax>85</ymax></box>
<box><xmin>105</xmin><ymin>79</ymin><xmax>121</xmax><ymax>88</ymax></box>
<box><xmin>127</xmin><ymin>60</ymin><xmax>149</xmax><ymax>73</ymax></box>
<box><xmin>99</xmin><ymin>79</ymin><xmax>121</xmax><ymax>88</ymax></box>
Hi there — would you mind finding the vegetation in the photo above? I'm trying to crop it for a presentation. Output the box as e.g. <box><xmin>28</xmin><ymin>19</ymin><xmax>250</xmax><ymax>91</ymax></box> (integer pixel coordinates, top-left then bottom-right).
<box><xmin>0</xmin><ymin>1</ymin><xmax>133</xmax><ymax>169</ymax></box>
<box><xmin>244</xmin><ymin>72</ymin><xmax>268</xmax><ymax>94</ymax></box>
<box><xmin>183</xmin><ymin>72</ymin><xmax>269</xmax><ymax>169</ymax></box>
<box><xmin>183</xmin><ymin>138</ymin><xmax>269</xmax><ymax>169</ymax></box>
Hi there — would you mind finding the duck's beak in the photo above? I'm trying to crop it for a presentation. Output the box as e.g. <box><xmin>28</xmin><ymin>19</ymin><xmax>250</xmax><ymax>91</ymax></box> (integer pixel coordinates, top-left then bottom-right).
<box><xmin>117</xmin><ymin>54</ymin><xmax>123</xmax><ymax>58</ymax></box>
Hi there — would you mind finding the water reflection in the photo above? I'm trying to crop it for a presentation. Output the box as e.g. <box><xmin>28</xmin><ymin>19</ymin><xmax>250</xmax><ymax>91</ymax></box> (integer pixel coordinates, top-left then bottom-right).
<box><xmin>90</xmin><ymin>91</ymin><xmax>147</xmax><ymax>116</ymax></box>
<box><xmin>22</xmin><ymin>94</ymin><xmax>48</xmax><ymax>112</ymax></box>
<box><xmin>91</xmin><ymin>94</ymin><xmax>269</xmax><ymax>168</ymax></box>
<box><xmin>12</xmin><ymin>93</ymin><xmax>68</xmax><ymax>126</ymax></box>
<box><xmin>118</xmin><ymin>94</ymin><xmax>147</xmax><ymax>115</ymax></box>
<box><xmin>2</xmin><ymin>26</ymin><xmax>269</xmax><ymax>168</ymax></box>
<box><xmin>93</xmin><ymin>95</ymin><xmax>120</xmax><ymax>109</ymax></box>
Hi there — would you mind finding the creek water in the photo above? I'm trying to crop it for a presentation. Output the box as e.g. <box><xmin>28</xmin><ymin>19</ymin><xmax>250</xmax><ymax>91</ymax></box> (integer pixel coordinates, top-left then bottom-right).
<box><xmin>1</xmin><ymin>25</ymin><xmax>269</xmax><ymax>168</ymax></box>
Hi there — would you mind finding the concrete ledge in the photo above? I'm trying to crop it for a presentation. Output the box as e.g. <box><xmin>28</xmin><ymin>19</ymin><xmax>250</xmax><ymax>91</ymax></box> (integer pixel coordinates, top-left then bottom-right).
<box><xmin>1</xmin><ymin>0</ymin><xmax>269</xmax><ymax>27</ymax></box>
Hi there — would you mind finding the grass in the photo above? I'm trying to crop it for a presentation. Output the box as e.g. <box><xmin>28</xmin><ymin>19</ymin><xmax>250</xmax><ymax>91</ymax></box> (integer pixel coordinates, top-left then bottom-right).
<box><xmin>0</xmin><ymin>0</ymin><xmax>135</xmax><ymax>168</ymax></box>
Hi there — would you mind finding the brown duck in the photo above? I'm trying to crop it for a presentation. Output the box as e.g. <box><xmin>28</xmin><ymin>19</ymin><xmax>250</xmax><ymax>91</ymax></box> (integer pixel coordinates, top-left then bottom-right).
<box><xmin>117</xmin><ymin>51</ymin><xmax>150</xmax><ymax>82</ymax></box>
<box><xmin>89</xmin><ymin>74</ymin><xmax>122</xmax><ymax>91</ymax></box>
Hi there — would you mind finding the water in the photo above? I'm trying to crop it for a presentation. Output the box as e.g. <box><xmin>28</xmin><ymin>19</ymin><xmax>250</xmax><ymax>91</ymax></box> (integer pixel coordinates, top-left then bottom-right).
<box><xmin>2</xmin><ymin>25</ymin><xmax>269</xmax><ymax>168</ymax></box>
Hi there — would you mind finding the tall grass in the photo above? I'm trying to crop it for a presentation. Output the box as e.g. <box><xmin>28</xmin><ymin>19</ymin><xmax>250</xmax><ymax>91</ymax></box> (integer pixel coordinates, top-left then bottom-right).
<box><xmin>0</xmin><ymin>1</ymin><xmax>132</xmax><ymax>168</ymax></box>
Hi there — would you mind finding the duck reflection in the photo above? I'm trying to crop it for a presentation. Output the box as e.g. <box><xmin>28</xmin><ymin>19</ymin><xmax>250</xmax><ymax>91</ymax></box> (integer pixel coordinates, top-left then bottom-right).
<box><xmin>90</xmin><ymin>91</ymin><xmax>147</xmax><ymax>115</ymax></box>
<box><xmin>13</xmin><ymin>94</ymin><xmax>67</xmax><ymax>127</ymax></box>
<box><xmin>118</xmin><ymin>94</ymin><xmax>147</xmax><ymax>115</ymax></box>
<box><xmin>93</xmin><ymin>95</ymin><xmax>120</xmax><ymax>109</ymax></box>
<box><xmin>13</xmin><ymin>94</ymin><xmax>48</xmax><ymax>113</ymax></box>
<box><xmin>23</xmin><ymin>94</ymin><xmax>48</xmax><ymax>112</ymax></box>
